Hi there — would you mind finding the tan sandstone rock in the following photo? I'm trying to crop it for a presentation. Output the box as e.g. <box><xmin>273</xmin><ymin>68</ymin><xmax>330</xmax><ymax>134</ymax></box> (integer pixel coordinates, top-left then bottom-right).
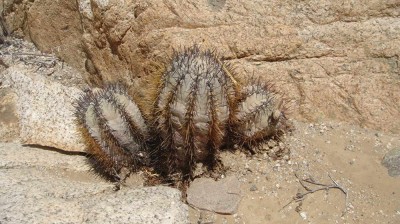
<box><xmin>2</xmin><ymin>0</ymin><xmax>400</xmax><ymax>132</ymax></box>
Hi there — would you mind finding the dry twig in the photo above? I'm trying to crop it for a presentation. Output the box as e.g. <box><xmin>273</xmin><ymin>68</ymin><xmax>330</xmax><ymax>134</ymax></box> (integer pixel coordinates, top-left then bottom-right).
<box><xmin>281</xmin><ymin>173</ymin><xmax>349</xmax><ymax>216</ymax></box>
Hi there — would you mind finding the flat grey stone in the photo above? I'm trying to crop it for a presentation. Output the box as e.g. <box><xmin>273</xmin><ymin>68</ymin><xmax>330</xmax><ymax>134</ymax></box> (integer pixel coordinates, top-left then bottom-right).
<box><xmin>382</xmin><ymin>148</ymin><xmax>400</xmax><ymax>177</ymax></box>
<box><xmin>0</xmin><ymin>143</ymin><xmax>189</xmax><ymax>224</ymax></box>
<box><xmin>186</xmin><ymin>176</ymin><xmax>241</xmax><ymax>214</ymax></box>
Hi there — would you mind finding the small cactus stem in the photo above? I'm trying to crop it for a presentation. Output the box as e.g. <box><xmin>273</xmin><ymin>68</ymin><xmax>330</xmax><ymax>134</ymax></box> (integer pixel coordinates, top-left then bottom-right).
<box><xmin>75</xmin><ymin>84</ymin><xmax>151</xmax><ymax>178</ymax></box>
<box><xmin>235</xmin><ymin>80</ymin><xmax>284</xmax><ymax>149</ymax></box>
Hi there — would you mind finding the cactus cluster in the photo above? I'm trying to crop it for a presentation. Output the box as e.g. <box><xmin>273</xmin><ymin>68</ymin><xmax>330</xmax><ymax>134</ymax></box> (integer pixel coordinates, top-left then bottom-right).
<box><xmin>75</xmin><ymin>46</ymin><xmax>288</xmax><ymax>186</ymax></box>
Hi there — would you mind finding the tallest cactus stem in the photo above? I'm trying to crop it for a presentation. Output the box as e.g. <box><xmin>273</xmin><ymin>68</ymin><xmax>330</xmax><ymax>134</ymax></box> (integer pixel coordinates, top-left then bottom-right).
<box><xmin>154</xmin><ymin>46</ymin><xmax>238</xmax><ymax>181</ymax></box>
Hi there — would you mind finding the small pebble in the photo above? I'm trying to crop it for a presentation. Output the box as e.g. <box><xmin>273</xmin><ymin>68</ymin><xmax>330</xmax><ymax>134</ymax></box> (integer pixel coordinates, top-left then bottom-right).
<box><xmin>299</xmin><ymin>211</ymin><xmax>307</xmax><ymax>220</ymax></box>
<box><xmin>268</xmin><ymin>140</ymin><xmax>277</xmax><ymax>148</ymax></box>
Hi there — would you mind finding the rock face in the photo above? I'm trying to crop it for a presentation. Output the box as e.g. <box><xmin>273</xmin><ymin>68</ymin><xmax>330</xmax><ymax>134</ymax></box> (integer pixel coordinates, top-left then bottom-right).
<box><xmin>2</xmin><ymin>0</ymin><xmax>399</xmax><ymax>133</ymax></box>
<box><xmin>0</xmin><ymin>143</ymin><xmax>189</xmax><ymax>224</ymax></box>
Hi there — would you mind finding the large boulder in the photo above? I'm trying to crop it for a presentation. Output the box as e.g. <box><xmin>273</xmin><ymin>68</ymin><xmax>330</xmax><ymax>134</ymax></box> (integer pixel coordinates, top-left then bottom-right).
<box><xmin>0</xmin><ymin>37</ymin><xmax>87</xmax><ymax>150</ymax></box>
<box><xmin>0</xmin><ymin>143</ymin><xmax>189</xmax><ymax>224</ymax></box>
<box><xmin>2</xmin><ymin>66</ymin><xmax>85</xmax><ymax>151</ymax></box>
<box><xmin>2</xmin><ymin>0</ymin><xmax>400</xmax><ymax>132</ymax></box>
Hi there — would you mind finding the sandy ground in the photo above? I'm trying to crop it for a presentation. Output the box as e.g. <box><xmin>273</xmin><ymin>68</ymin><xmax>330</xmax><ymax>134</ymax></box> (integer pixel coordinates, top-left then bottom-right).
<box><xmin>189</xmin><ymin>120</ymin><xmax>400</xmax><ymax>224</ymax></box>
<box><xmin>3</xmin><ymin>118</ymin><xmax>397</xmax><ymax>223</ymax></box>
